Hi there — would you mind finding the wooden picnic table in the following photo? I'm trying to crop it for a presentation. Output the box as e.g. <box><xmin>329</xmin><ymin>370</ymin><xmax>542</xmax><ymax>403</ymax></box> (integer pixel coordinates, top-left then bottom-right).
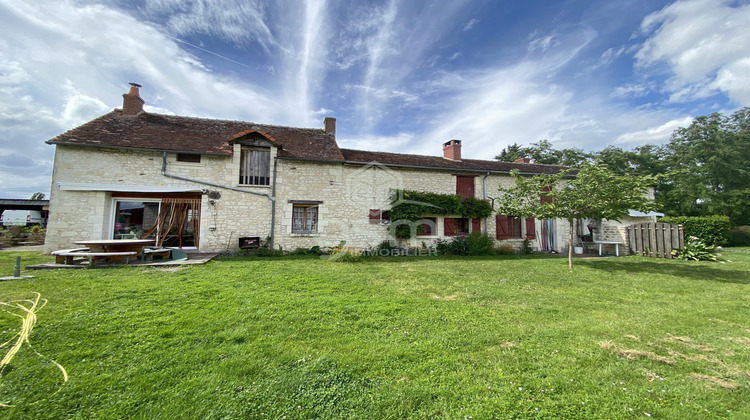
<box><xmin>74</xmin><ymin>239</ymin><xmax>155</xmax><ymax>253</ymax></box>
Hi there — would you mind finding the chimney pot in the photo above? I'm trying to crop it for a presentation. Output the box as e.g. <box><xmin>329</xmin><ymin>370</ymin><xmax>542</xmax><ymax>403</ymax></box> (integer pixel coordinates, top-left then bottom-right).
<box><xmin>514</xmin><ymin>157</ymin><xmax>531</xmax><ymax>164</ymax></box>
<box><xmin>122</xmin><ymin>82</ymin><xmax>145</xmax><ymax>116</ymax></box>
<box><xmin>443</xmin><ymin>139</ymin><xmax>462</xmax><ymax>161</ymax></box>
<box><xmin>324</xmin><ymin>117</ymin><xmax>336</xmax><ymax>135</ymax></box>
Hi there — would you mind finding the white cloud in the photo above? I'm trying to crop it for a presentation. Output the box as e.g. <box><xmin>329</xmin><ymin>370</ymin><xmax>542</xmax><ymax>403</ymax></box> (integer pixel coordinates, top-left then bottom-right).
<box><xmin>339</xmin><ymin>132</ymin><xmax>416</xmax><ymax>153</ymax></box>
<box><xmin>336</xmin><ymin>0</ymin><xmax>473</xmax><ymax>130</ymax></box>
<box><xmin>528</xmin><ymin>31</ymin><xmax>561</xmax><ymax>53</ymax></box>
<box><xmin>141</xmin><ymin>0</ymin><xmax>277</xmax><ymax>51</ymax></box>
<box><xmin>636</xmin><ymin>0</ymin><xmax>750</xmax><ymax>105</ymax></box>
<box><xmin>0</xmin><ymin>0</ymin><xmax>286</xmax><ymax>198</ymax></box>
<box><xmin>610</xmin><ymin>83</ymin><xmax>652</xmax><ymax>99</ymax></box>
<box><xmin>463</xmin><ymin>18</ymin><xmax>478</xmax><ymax>31</ymax></box>
<box><xmin>614</xmin><ymin>116</ymin><xmax>694</xmax><ymax>146</ymax></box>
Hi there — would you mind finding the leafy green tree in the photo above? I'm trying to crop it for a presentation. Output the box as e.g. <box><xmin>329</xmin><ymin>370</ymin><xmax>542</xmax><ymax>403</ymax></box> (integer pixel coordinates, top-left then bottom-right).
<box><xmin>30</xmin><ymin>192</ymin><xmax>45</xmax><ymax>200</ymax></box>
<box><xmin>662</xmin><ymin>108</ymin><xmax>750</xmax><ymax>225</ymax></box>
<box><xmin>497</xmin><ymin>140</ymin><xmax>591</xmax><ymax>166</ymax></box>
<box><xmin>496</xmin><ymin>164</ymin><xmax>656</xmax><ymax>270</ymax></box>
<box><xmin>495</xmin><ymin>142</ymin><xmax>528</xmax><ymax>162</ymax></box>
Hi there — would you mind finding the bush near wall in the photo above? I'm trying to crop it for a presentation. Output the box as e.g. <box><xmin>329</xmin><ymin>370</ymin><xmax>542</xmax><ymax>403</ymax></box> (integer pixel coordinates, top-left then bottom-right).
<box><xmin>658</xmin><ymin>215</ymin><xmax>731</xmax><ymax>246</ymax></box>
<box><xmin>728</xmin><ymin>226</ymin><xmax>750</xmax><ymax>247</ymax></box>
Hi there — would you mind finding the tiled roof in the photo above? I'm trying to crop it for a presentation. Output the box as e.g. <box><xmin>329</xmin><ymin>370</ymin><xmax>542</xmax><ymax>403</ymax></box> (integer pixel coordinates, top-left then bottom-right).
<box><xmin>46</xmin><ymin>110</ymin><xmax>344</xmax><ymax>161</ymax></box>
<box><xmin>46</xmin><ymin>109</ymin><xmax>567</xmax><ymax>175</ymax></box>
<box><xmin>340</xmin><ymin>149</ymin><xmax>568</xmax><ymax>174</ymax></box>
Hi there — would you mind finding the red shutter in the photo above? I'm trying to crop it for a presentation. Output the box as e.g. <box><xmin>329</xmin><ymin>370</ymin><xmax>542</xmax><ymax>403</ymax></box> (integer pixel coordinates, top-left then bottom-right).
<box><xmin>456</xmin><ymin>176</ymin><xmax>475</xmax><ymax>199</ymax></box>
<box><xmin>444</xmin><ymin>218</ymin><xmax>456</xmax><ymax>236</ymax></box>
<box><xmin>541</xmin><ymin>186</ymin><xmax>553</xmax><ymax>203</ymax></box>
<box><xmin>525</xmin><ymin>217</ymin><xmax>536</xmax><ymax>239</ymax></box>
<box><xmin>471</xmin><ymin>218</ymin><xmax>481</xmax><ymax>233</ymax></box>
<box><xmin>496</xmin><ymin>214</ymin><xmax>509</xmax><ymax>239</ymax></box>
<box><xmin>369</xmin><ymin>209</ymin><xmax>381</xmax><ymax>224</ymax></box>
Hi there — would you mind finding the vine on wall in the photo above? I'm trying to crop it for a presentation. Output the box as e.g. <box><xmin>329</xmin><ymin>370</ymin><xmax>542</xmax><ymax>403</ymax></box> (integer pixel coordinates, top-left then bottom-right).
<box><xmin>388</xmin><ymin>190</ymin><xmax>493</xmax><ymax>238</ymax></box>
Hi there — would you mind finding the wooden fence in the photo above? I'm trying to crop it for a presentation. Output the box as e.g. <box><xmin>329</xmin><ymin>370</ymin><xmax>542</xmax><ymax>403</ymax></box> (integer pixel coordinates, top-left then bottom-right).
<box><xmin>626</xmin><ymin>222</ymin><xmax>684</xmax><ymax>258</ymax></box>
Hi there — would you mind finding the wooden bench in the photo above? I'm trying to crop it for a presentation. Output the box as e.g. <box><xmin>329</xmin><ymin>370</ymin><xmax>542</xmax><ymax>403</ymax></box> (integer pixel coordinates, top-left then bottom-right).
<box><xmin>52</xmin><ymin>249</ymin><xmax>137</xmax><ymax>265</ymax></box>
<box><xmin>52</xmin><ymin>248</ymin><xmax>90</xmax><ymax>264</ymax></box>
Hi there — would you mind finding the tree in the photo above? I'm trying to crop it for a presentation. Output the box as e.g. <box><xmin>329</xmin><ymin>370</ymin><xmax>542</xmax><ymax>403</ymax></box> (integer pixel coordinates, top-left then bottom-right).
<box><xmin>661</xmin><ymin>108</ymin><xmax>750</xmax><ymax>225</ymax></box>
<box><xmin>495</xmin><ymin>142</ymin><xmax>528</xmax><ymax>162</ymax></box>
<box><xmin>496</xmin><ymin>140</ymin><xmax>591</xmax><ymax>166</ymax></box>
<box><xmin>30</xmin><ymin>192</ymin><xmax>45</xmax><ymax>200</ymax></box>
<box><xmin>496</xmin><ymin>164</ymin><xmax>656</xmax><ymax>270</ymax></box>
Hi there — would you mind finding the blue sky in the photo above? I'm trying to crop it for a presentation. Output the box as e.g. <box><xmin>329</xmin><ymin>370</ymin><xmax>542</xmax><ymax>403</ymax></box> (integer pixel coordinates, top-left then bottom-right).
<box><xmin>2</xmin><ymin>0</ymin><xmax>749</xmax><ymax>198</ymax></box>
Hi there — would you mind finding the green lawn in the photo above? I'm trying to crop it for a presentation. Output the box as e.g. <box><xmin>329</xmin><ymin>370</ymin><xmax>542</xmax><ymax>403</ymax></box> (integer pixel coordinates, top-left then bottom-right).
<box><xmin>1</xmin><ymin>250</ymin><xmax>748</xmax><ymax>419</ymax></box>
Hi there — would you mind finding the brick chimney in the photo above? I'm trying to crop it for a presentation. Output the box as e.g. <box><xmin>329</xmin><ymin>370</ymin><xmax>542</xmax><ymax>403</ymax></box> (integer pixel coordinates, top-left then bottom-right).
<box><xmin>324</xmin><ymin>117</ymin><xmax>336</xmax><ymax>136</ymax></box>
<box><xmin>514</xmin><ymin>157</ymin><xmax>531</xmax><ymax>164</ymax></box>
<box><xmin>443</xmin><ymin>139</ymin><xmax>462</xmax><ymax>161</ymax></box>
<box><xmin>122</xmin><ymin>82</ymin><xmax>144</xmax><ymax>116</ymax></box>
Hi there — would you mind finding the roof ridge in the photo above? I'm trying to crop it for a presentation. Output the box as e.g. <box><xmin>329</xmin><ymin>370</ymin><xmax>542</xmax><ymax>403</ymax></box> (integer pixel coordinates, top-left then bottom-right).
<box><xmin>339</xmin><ymin>147</ymin><xmax>569</xmax><ymax>169</ymax></box>
<box><xmin>121</xmin><ymin>109</ymin><xmax>329</xmax><ymax>132</ymax></box>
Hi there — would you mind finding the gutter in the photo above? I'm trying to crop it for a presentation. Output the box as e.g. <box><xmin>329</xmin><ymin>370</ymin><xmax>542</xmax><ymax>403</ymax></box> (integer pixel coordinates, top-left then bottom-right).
<box><xmin>482</xmin><ymin>172</ymin><xmax>490</xmax><ymax>234</ymax></box>
<box><xmin>49</xmin><ymin>142</ymin><xmax>231</xmax><ymax>157</ymax></box>
<box><xmin>269</xmin><ymin>157</ymin><xmax>279</xmax><ymax>248</ymax></box>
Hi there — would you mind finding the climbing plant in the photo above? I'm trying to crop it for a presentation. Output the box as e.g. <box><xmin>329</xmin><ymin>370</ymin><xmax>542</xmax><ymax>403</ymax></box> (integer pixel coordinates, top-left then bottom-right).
<box><xmin>388</xmin><ymin>190</ymin><xmax>493</xmax><ymax>238</ymax></box>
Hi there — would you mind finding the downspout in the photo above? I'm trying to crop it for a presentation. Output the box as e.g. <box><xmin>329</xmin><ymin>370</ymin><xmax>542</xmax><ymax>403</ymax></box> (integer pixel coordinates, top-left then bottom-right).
<box><xmin>482</xmin><ymin>172</ymin><xmax>490</xmax><ymax>233</ymax></box>
<box><xmin>269</xmin><ymin>156</ymin><xmax>278</xmax><ymax>249</ymax></box>
<box><xmin>160</xmin><ymin>152</ymin><xmax>276</xmax><ymax>248</ymax></box>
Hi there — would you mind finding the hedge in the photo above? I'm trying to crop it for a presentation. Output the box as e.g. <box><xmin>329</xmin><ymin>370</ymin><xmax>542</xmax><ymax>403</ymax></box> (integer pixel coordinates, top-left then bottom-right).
<box><xmin>658</xmin><ymin>215</ymin><xmax>731</xmax><ymax>246</ymax></box>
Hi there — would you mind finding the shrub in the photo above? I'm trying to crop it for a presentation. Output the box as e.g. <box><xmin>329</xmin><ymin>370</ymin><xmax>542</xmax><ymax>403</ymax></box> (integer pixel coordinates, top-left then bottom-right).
<box><xmin>727</xmin><ymin>226</ymin><xmax>750</xmax><ymax>247</ymax></box>
<box><xmin>375</xmin><ymin>240</ymin><xmax>397</xmax><ymax>253</ymax></box>
<box><xmin>658</xmin><ymin>215</ymin><xmax>730</xmax><ymax>246</ymax></box>
<box><xmin>671</xmin><ymin>236</ymin><xmax>724</xmax><ymax>262</ymax></box>
<box><xmin>329</xmin><ymin>247</ymin><xmax>362</xmax><ymax>262</ymax></box>
<box><xmin>289</xmin><ymin>246</ymin><xmax>323</xmax><ymax>256</ymax></box>
<box><xmin>434</xmin><ymin>233</ymin><xmax>495</xmax><ymax>256</ymax></box>
<box><xmin>466</xmin><ymin>232</ymin><xmax>496</xmax><ymax>256</ymax></box>
<box><xmin>495</xmin><ymin>245</ymin><xmax>516</xmax><ymax>255</ymax></box>
<box><xmin>521</xmin><ymin>236</ymin><xmax>534</xmax><ymax>254</ymax></box>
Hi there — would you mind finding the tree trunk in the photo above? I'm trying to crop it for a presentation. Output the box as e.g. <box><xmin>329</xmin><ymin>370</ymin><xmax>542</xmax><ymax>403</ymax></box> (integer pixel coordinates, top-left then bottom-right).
<box><xmin>568</xmin><ymin>218</ymin><xmax>575</xmax><ymax>270</ymax></box>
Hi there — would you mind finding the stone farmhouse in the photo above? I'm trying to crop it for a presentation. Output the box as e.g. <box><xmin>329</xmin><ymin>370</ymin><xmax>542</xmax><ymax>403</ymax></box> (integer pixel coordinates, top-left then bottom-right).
<box><xmin>43</xmin><ymin>84</ymin><xmax>645</xmax><ymax>255</ymax></box>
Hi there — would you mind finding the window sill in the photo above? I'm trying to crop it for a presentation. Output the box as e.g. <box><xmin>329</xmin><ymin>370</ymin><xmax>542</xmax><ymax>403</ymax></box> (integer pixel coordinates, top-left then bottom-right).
<box><xmin>237</xmin><ymin>184</ymin><xmax>271</xmax><ymax>189</ymax></box>
<box><xmin>291</xmin><ymin>233</ymin><xmax>319</xmax><ymax>237</ymax></box>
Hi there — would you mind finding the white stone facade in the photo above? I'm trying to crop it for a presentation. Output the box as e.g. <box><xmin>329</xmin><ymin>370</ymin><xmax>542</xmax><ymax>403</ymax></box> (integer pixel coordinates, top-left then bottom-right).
<box><xmin>45</xmin><ymin>144</ymin><xmax>578</xmax><ymax>254</ymax></box>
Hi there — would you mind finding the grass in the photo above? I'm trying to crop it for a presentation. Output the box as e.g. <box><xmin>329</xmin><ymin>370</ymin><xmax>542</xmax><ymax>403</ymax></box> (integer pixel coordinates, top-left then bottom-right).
<box><xmin>0</xmin><ymin>249</ymin><xmax>748</xmax><ymax>419</ymax></box>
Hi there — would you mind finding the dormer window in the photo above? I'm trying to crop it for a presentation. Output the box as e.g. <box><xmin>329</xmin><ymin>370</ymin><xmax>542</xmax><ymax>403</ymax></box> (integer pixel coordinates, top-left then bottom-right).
<box><xmin>240</xmin><ymin>146</ymin><xmax>270</xmax><ymax>186</ymax></box>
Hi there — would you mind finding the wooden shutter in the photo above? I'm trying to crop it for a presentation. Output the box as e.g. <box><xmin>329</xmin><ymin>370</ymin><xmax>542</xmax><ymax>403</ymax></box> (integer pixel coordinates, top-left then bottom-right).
<box><xmin>456</xmin><ymin>176</ymin><xmax>475</xmax><ymax>199</ymax></box>
<box><xmin>471</xmin><ymin>218</ymin><xmax>481</xmax><ymax>233</ymax></box>
<box><xmin>496</xmin><ymin>214</ymin><xmax>509</xmax><ymax>239</ymax></box>
<box><xmin>369</xmin><ymin>209</ymin><xmax>381</xmax><ymax>224</ymax></box>
<box><xmin>525</xmin><ymin>217</ymin><xmax>536</xmax><ymax>239</ymax></box>
<box><xmin>444</xmin><ymin>218</ymin><xmax>456</xmax><ymax>236</ymax></box>
<box><xmin>541</xmin><ymin>186</ymin><xmax>553</xmax><ymax>203</ymax></box>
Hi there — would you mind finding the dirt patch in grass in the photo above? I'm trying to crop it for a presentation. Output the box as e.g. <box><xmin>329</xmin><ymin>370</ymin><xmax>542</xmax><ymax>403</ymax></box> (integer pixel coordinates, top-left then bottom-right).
<box><xmin>602</xmin><ymin>333</ymin><xmax>749</xmax><ymax>391</ymax></box>
<box><xmin>487</xmin><ymin>341</ymin><xmax>517</xmax><ymax>352</ymax></box>
<box><xmin>664</xmin><ymin>335</ymin><xmax>715</xmax><ymax>352</ymax></box>
<box><xmin>624</xmin><ymin>334</ymin><xmax>640</xmax><ymax>341</ymax></box>
<box><xmin>710</xmin><ymin>318</ymin><xmax>750</xmax><ymax>333</ymax></box>
<box><xmin>429</xmin><ymin>293</ymin><xmax>457</xmax><ymax>301</ymax></box>
<box><xmin>724</xmin><ymin>337</ymin><xmax>750</xmax><ymax>349</ymax></box>
<box><xmin>598</xmin><ymin>340</ymin><xmax>673</xmax><ymax>364</ymax></box>
<box><xmin>689</xmin><ymin>373</ymin><xmax>737</xmax><ymax>389</ymax></box>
